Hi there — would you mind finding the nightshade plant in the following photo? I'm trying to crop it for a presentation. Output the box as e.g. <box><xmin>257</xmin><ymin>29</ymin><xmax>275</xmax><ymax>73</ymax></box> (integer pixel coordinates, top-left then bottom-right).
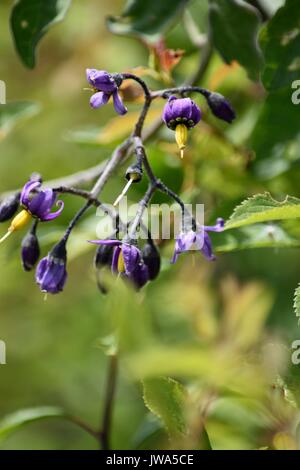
<box><xmin>2</xmin><ymin>0</ymin><xmax>300</xmax><ymax>453</ymax></box>
<box><xmin>0</xmin><ymin>70</ymin><xmax>234</xmax><ymax>294</ymax></box>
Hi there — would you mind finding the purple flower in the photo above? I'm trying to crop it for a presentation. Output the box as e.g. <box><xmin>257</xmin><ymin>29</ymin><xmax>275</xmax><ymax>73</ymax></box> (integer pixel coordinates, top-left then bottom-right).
<box><xmin>21</xmin><ymin>228</ymin><xmax>40</xmax><ymax>272</ymax></box>
<box><xmin>172</xmin><ymin>218</ymin><xmax>224</xmax><ymax>264</ymax></box>
<box><xmin>206</xmin><ymin>92</ymin><xmax>236</xmax><ymax>123</ymax></box>
<box><xmin>162</xmin><ymin>96</ymin><xmax>201</xmax><ymax>130</ymax></box>
<box><xmin>35</xmin><ymin>240</ymin><xmax>67</xmax><ymax>294</ymax></box>
<box><xmin>89</xmin><ymin>239</ymin><xmax>149</xmax><ymax>289</ymax></box>
<box><xmin>86</xmin><ymin>69</ymin><xmax>127</xmax><ymax>115</ymax></box>
<box><xmin>20</xmin><ymin>181</ymin><xmax>64</xmax><ymax>222</ymax></box>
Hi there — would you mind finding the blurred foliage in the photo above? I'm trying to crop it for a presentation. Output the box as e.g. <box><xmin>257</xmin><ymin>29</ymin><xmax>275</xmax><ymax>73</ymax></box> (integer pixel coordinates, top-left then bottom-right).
<box><xmin>0</xmin><ymin>0</ymin><xmax>300</xmax><ymax>451</ymax></box>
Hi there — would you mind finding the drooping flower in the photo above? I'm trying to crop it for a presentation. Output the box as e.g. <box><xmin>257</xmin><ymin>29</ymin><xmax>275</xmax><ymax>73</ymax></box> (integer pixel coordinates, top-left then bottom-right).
<box><xmin>0</xmin><ymin>181</ymin><xmax>64</xmax><ymax>244</ymax></box>
<box><xmin>89</xmin><ymin>239</ymin><xmax>149</xmax><ymax>289</ymax></box>
<box><xmin>21</xmin><ymin>225</ymin><xmax>40</xmax><ymax>272</ymax></box>
<box><xmin>20</xmin><ymin>181</ymin><xmax>64</xmax><ymax>221</ymax></box>
<box><xmin>171</xmin><ymin>218</ymin><xmax>224</xmax><ymax>264</ymax></box>
<box><xmin>206</xmin><ymin>92</ymin><xmax>236</xmax><ymax>123</ymax></box>
<box><xmin>35</xmin><ymin>239</ymin><xmax>67</xmax><ymax>294</ymax></box>
<box><xmin>86</xmin><ymin>69</ymin><xmax>127</xmax><ymax>115</ymax></box>
<box><xmin>162</xmin><ymin>96</ymin><xmax>201</xmax><ymax>158</ymax></box>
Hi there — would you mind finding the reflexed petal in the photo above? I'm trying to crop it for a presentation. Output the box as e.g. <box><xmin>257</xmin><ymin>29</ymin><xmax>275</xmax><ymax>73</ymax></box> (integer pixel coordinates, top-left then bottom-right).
<box><xmin>41</xmin><ymin>200</ymin><xmax>64</xmax><ymax>221</ymax></box>
<box><xmin>203</xmin><ymin>218</ymin><xmax>224</xmax><ymax>232</ymax></box>
<box><xmin>20</xmin><ymin>181</ymin><xmax>41</xmax><ymax>207</ymax></box>
<box><xmin>112</xmin><ymin>90</ymin><xmax>127</xmax><ymax>115</ymax></box>
<box><xmin>200</xmin><ymin>232</ymin><xmax>215</xmax><ymax>261</ymax></box>
<box><xmin>171</xmin><ymin>230</ymin><xmax>197</xmax><ymax>264</ymax></box>
<box><xmin>90</xmin><ymin>91</ymin><xmax>110</xmax><ymax>109</ymax></box>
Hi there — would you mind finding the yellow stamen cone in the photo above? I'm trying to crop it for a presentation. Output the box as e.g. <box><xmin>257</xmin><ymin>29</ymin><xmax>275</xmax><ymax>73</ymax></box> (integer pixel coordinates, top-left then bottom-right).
<box><xmin>175</xmin><ymin>124</ymin><xmax>188</xmax><ymax>159</ymax></box>
<box><xmin>0</xmin><ymin>209</ymin><xmax>31</xmax><ymax>244</ymax></box>
<box><xmin>117</xmin><ymin>251</ymin><xmax>125</xmax><ymax>273</ymax></box>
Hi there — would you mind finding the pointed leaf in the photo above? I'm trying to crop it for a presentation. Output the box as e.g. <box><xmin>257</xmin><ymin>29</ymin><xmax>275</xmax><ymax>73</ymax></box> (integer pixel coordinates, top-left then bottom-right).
<box><xmin>225</xmin><ymin>193</ymin><xmax>300</xmax><ymax>230</ymax></box>
<box><xmin>11</xmin><ymin>0</ymin><xmax>72</xmax><ymax>68</ymax></box>
<box><xmin>106</xmin><ymin>0</ymin><xmax>189</xmax><ymax>41</ymax></box>
<box><xmin>0</xmin><ymin>407</ymin><xmax>66</xmax><ymax>441</ymax></box>
<box><xmin>209</xmin><ymin>0</ymin><xmax>263</xmax><ymax>80</ymax></box>
<box><xmin>143</xmin><ymin>377</ymin><xmax>186</xmax><ymax>436</ymax></box>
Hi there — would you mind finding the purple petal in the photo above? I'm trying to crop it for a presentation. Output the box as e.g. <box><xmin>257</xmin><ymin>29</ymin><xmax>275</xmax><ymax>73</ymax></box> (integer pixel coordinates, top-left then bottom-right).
<box><xmin>35</xmin><ymin>257</ymin><xmax>48</xmax><ymax>283</ymax></box>
<box><xmin>122</xmin><ymin>244</ymin><xmax>140</xmax><ymax>274</ymax></box>
<box><xmin>41</xmin><ymin>200</ymin><xmax>64</xmax><ymax>221</ymax></box>
<box><xmin>86</xmin><ymin>69</ymin><xmax>116</xmax><ymax>93</ymax></box>
<box><xmin>90</xmin><ymin>91</ymin><xmax>110</xmax><ymax>109</ymax></box>
<box><xmin>112</xmin><ymin>90</ymin><xmax>127</xmax><ymax>115</ymax></box>
<box><xmin>200</xmin><ymin>232</ymin><xmax>216</xmax><ymax>261</ymax></box>
<box><xmin>20</xmin><ymin>181</ymin><xmax>41</xmax><ymax>207</ymax></box>
<box><xmin>203</xmin><ymin>218</ymin><xmax>225</xmax><ymax>232</ymax></box>
<box><xmin>112</xmin><ymin>245</ymin><xmax>122</xmax><ymax>274</ymax></box>
<box><xmin>27</xmin><ymin>192</ymin><xmax>46</xmax><ymax>216</ymax></box>
<box><xmin>171</xmin><ymin>231</ymin><xmax>197</xmax><ymax>264</ymax></box>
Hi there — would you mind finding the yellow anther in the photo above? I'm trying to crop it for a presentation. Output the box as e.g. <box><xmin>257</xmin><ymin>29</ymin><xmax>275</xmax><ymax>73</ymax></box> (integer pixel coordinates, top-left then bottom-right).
<box><xmin>175</xmin><ymin>123</ymin><xmax>188</xmax><ymax>158</ymax></box>
<box><xmin>0</xmin><ymin>209</ymin><xmax>31</xmax><ymax>244</ymax></box>
<box><xmin>117</xmin><ymin>251</ymin><xmax>125</xmax><ymax>273</ymax></box>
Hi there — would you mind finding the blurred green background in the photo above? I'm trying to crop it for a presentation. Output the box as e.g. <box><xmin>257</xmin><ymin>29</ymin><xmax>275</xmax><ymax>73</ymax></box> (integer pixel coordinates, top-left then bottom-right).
<box><xmin>0</xmin><ymin>0</ymin><xmax>300</xmax><ymax>450</ymax></box>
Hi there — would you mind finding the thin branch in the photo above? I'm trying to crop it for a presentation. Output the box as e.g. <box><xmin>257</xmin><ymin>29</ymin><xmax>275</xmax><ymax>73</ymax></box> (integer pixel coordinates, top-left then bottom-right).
<box><xmin>99</xmin><ymin>354</ymin><xmax>118</xmax><ymax>450</ymax></box>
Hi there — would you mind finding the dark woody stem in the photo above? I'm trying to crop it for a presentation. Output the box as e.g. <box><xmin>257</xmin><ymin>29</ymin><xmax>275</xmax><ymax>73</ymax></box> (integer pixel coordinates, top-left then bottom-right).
<box><xmin>121</xmin><ymin>73</ymin><xmax>152</xmax><ymax>137</ymax></box>
<box><xmin>62</xmin><ymin>201</ymin><xmax>92</xmax><ymax>242</ymax></box>
<box><xmin>98</xmin><ymin>354</ymin><xmax>118</xmax><ymax>450</ymax></box>
<box><xmin>151</xmin><ymin>85</ymin><xmax>211</xmax><ymax>100</ymax></box>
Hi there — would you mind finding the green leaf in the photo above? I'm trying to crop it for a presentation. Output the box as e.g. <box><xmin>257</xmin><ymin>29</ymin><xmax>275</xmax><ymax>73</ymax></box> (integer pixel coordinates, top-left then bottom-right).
<box><xmin>225</xmin><ymin>193</ymin><xmax>300</xmax><ymax>230</ymax></box>
<box><xmin>251</xmin><ymin>87</ymin><xmax>300</xmax><ymax>169</ymax></box>
<box><xmin>143</xmin><ymin>377</ymin><xmax>186</xmax><ymax>436</ymax></box>
<box><xmin>294</xmin><ymin>284</ymin><xmax>300</xmax><ymax>320</ymax></box>
<box><xmin>106</xmin><ymin>0</ymin><xmax>189</xmax><ymax>41</ymax></box>
<box><xmin>209</xmin><ymin>0</ymin><xmax>263</xmax><ymax>80</ymax></box>
<box><xmin>0</xmin><ymin>407</ymin><xmax>66</xmax><ymax>441</ymax></box>
<box><xmin>0</xmin><ymin>101</ymin><xmax>41</xmax><ymax>141</ymax></box>
<box><xmin>260</xmin><ymin>0</ymin><xmax>300</xmax><ymax>91</ymax></box>
<box><xmin>215</xmin><ymin>223</ymin><xmax>300</xmax><ymax>252</ymax></box>
<box><xmin>10</xmin><ymin>0</ymin><xmax>72</xmax><ymax>68</ymax></box>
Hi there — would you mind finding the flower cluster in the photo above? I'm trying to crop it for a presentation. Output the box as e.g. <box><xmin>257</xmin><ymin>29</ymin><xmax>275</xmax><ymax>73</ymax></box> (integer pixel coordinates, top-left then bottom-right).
<box><xmin>89</xmin><ymin>239</ymin><xmax>160</xmax><ymax>290</ymax></box>
<box><xmin>0</xmin><ymin>68</ymin><xmax>235</xmax><ymax>295</ymax></box>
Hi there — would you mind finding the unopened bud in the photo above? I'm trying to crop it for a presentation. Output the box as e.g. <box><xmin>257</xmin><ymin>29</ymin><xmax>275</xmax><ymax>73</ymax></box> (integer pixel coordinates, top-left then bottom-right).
<box><xmin>142</xmin><ymin>242</ymin><xmax>161</xmax><ymax>280</ymax></box>
<box><xmin>0</xmin><ymin>192</ymin><xmax>20</xmax><ymax>222</ymax></box>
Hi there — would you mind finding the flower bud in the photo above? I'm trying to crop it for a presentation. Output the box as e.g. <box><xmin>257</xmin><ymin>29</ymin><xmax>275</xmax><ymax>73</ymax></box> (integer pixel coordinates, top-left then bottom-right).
<box><xmin>94</xmin><ymin>243</ymin><xmax>114</xmax><ymax>269</ymax></box>
<box><xmin>125</xmin><ymin>164</ymin><xmax>143</xmax><ymax>183</ymax></box>
<box><xmin>21</xmin><ymin>228</ymin><xmax>40</xmax><ymax>271</ymax></box>
<box><xmin>0</xmin><ymin>192</ymin><xmax>20</xmax><ymax>222</ymax></box>
<box><xmin>206</xmin><ymin>92</ymin><xmax>236</xmax><ymax>123</ymax></box>
<box><xmin>142</xmin><ymin>242</ymin><xmax>161</xmax><ymax>280</ymax></box>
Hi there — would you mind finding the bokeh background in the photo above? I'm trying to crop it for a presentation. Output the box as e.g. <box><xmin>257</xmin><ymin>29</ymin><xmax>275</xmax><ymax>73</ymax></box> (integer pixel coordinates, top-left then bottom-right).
<box><xmin>0</xmin><ymin>0</ymin><xmax>300</xmax><ymax>450</ymax></box>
